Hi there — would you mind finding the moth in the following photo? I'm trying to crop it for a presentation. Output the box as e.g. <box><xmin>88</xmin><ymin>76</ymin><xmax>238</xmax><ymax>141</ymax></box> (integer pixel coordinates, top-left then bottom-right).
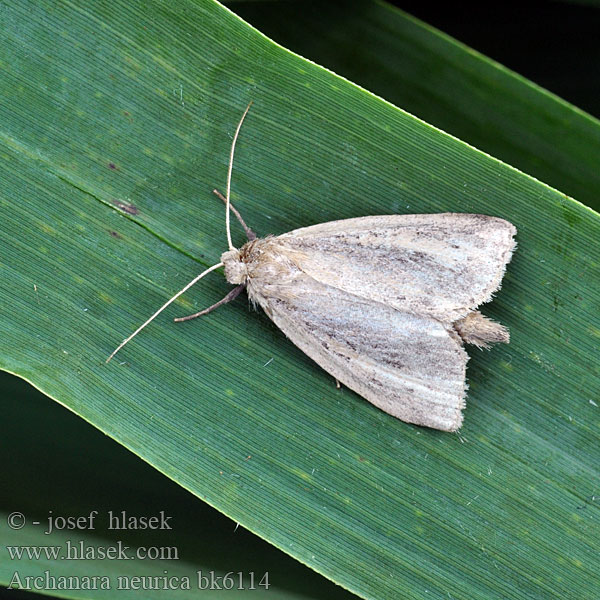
<box><xmin>108</xmin><ymin>104</ymin><xmax>516</xmax><ymax>432</ymax></box>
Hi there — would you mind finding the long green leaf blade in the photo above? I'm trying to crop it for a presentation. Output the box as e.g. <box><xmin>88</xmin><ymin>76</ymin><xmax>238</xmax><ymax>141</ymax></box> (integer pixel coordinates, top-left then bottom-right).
<box><xmin>1</xmin><ymin>1</ymin><xmax>598</xmax><ymax>599</ymax></box>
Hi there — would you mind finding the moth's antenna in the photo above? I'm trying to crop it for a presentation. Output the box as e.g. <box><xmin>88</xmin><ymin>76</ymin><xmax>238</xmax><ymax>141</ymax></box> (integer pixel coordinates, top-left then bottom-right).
<box><xmin>225</xmin><ymin>101</ymin><xmax>253</xmax><ymax>251</ymax></box>
<box><xmin>213</xmin><ymin>189</ymin><xmax>256</xmax><ymax>241</ymax></box>
<box><xmin>106</xmin><ymin>261</ymin><xmax>224</xmax><ymax>363</ymax></box>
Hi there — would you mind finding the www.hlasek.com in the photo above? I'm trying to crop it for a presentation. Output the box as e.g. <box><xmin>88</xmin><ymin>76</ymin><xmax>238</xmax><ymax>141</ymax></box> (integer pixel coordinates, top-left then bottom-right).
<box><xmin>7</xmin><ymin>540</ymin><xmax>178</xmax><ymax>561</ymax></box>
<box><xmin>8</xmin><ymin>569</ymin><xmax>270</xmax><ymax>592</ymax></box>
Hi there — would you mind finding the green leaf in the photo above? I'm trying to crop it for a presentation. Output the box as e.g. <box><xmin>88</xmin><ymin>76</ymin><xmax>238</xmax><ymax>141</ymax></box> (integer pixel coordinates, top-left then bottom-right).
<box><xmin>1</xmin><ymin>1</ymin><xmax>599</xmax><ymax>599</ymax></box>
<box><xmin>1</xmin><ymin>370</ymin><xmax>352</xmax><ymax>599</ymax></box>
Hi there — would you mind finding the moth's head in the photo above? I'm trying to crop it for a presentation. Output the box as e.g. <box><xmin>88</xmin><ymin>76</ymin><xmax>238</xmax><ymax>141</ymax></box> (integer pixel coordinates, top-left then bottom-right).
<box><xmin>221</xmin><ymin>248</ymin><xmax>246</xmax><ymax>284</ymax></box>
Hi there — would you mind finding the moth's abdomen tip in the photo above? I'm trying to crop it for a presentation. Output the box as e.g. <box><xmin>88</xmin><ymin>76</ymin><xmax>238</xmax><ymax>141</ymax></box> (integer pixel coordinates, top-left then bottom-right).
<box><xmin>454</xmin><ymin>311</ymin><xmax>510</xmax><ymax>348</ymax></box>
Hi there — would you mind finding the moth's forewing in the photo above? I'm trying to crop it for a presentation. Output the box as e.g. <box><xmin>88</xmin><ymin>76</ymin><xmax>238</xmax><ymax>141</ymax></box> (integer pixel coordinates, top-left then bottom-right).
<box><xmin>245</xmin><ymin>243</ymin><xmax>467</xmax><ymax>431</ymax></box>
<box><xmin>277</xmin><ymin>214</ymin><xmax>516</xmax><ymax>322</ymax></box>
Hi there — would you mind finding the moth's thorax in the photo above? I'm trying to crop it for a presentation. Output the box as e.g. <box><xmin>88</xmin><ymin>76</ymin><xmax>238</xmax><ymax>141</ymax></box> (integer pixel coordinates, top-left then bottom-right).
<box><xmin>221</xmin><ymin>237</ymin><xmax>275</xmax><ymax>285</ymax></box>
<box><xmin>221</xmin><ymin>237</ymin><xmax>301</xmax><ymax>287</ymax></box>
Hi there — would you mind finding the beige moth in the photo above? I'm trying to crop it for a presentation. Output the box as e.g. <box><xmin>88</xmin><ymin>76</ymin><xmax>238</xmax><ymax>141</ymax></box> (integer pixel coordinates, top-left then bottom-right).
<box><xmin>108</xmin><ymin>104</ymin><xmax>516</xmax><ymax>432</ymax></box>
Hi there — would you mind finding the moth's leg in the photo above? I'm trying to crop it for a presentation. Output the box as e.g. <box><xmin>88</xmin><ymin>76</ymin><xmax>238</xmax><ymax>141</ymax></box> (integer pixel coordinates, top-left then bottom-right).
<box><xmin>212</xmin><ymin>189</ymin><xmax>257</xmax><ymax>241</ymax></box>
<box><xmin>174</xmin><ymin>284</ymin><xmax>245</xmax><ymax>322</ymax></box>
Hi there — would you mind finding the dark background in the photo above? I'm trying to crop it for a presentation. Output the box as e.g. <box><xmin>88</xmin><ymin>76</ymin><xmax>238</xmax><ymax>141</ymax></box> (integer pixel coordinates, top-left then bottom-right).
<box><xmin>395</xmin><ymin>1</ymin><xmax>600</xmax><ymax>118</ymax></box>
